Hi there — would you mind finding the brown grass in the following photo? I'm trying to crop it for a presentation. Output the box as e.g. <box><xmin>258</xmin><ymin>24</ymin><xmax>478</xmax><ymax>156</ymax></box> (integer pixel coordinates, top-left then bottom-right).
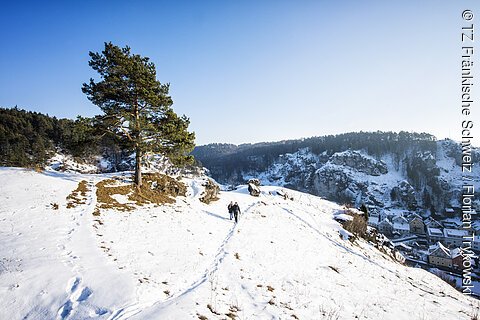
<box><xmin>95</xmin><ymin>178</ymin><xmax>134</xmax><ymax>212</ymax></box>
<box><xmin>207</xmin><ymin>304</ymin><xmax>220</xmax><ymax>315</ymax></box>
<box><xmin>343</xmin><ymin>210</ymin><xmax>367</xmax><ymax>240</ymax></box>
<box><xmin>94</xmin><ymin>173</ymin><xmax>187</xmax><ymax>214</ymax></box>
<box><xmin>66</xmin><ymin>180</ymin><xmax>89</xmax><ymax>208</ymax></box>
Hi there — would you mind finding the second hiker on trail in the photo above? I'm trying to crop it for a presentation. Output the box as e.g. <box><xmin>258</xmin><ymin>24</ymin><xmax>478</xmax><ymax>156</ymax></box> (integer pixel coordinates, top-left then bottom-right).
<box><xmin>232</xmin><ymin>202</ymin><xmax>241</xmax><ymax>223</ymax></box>
<box><xmin>228</xmin><ymin>201</ymin><xmax>234</xmax><ymax>220</ymax></box>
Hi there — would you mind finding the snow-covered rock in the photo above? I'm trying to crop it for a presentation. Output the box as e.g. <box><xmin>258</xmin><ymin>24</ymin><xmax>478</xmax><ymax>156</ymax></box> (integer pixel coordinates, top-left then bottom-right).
<box><xmin>390</xmin><ymin>180</ymin><xmax>418</xmax><ymax>210</ymax></box>
<box><xmin>330</xmin><ymin>150</ymin><xmax>388</xmax><ymax>176</ymax></box>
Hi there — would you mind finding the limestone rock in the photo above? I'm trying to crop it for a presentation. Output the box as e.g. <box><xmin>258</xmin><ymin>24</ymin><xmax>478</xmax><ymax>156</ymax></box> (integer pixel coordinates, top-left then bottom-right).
<box><xmin>199</xmin><ymin>179</ymin><xmax>220</xmax><ymax>204</ymax></box>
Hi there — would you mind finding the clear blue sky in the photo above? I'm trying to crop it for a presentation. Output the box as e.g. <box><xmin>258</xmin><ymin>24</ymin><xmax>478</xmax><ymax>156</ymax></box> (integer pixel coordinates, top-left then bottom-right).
<box><xmin>0</xmin><ymin>1</ymin><xmax>478</xmax><ymax>145</ymax></box>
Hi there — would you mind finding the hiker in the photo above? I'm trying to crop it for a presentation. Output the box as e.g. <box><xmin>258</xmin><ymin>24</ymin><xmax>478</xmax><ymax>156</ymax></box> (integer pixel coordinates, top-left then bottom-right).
<box><xmin>232</xmin><ymin>202</ymin><xmax>241</xmax><ymax>223</ymax></box>
<box><xmin>228</xmin><ymin>201</ymin><xmax>234</xmax><ymax>220</ymax></box>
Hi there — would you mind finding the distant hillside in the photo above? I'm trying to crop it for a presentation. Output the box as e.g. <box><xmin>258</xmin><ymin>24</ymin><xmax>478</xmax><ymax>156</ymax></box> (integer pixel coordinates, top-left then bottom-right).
<box><xmin>0</xmin><ymin>107</ymin><xmax>100</xmax><ymax>166</ymax></box>
<box><xmin>193</xmin><ymin>132</ymin><xmax>480</xmax><ymax>217</ymax></box>
<box><xmin>0</xmin><ymin>107</ymin><xmax>193</xmax><ymax>172</ymax></box>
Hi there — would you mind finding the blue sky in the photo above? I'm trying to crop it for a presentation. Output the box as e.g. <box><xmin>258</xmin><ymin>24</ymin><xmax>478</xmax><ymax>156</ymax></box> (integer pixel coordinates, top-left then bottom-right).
<box><xmin>0</xmin><ymin>1</ymin><xmax>478</xmax><ymax>145</ymax></box>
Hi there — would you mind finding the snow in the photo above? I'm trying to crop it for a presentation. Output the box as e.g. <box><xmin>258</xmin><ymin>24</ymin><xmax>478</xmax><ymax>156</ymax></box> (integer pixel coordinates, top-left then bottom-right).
<box><xmin>444</xmin><ymin>228</ymin><xmax>470</xmax><ymax>238</ymax></box>
<box><xmin>333</xmin><ymin>213</ymin><xmax>353</xmax><ymax>222</ymax></box>
<box><xmin>0</xmin><ymin>167</ymin><xmax>478</xmax><ymax>319</ymax></box>
<box><xmin>47</xmin><ymin>153</ymin><xmax>99</xmax><ymax>173</ymax></box>
<box><xmin>430</xmin><ymin>242</ymin><xmax>451</xmax><ymax>257</ymax></box>
<box><xmin>428</xmin><ymin>228</ymin><xmax>444</xmax><ymax>237</ymax></box>
<box><xmin>393</xmin><ymin>223</ymin><xmax>409</xmax><ymax>232</ymax></box>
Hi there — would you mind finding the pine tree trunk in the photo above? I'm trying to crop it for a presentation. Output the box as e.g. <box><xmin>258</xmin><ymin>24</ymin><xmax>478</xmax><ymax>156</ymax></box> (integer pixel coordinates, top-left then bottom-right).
<box><xmin>134</xmin><ymin>146</ymin><xmax>142</xmax><ymax>189</ymax></box>
<box><xmin>133</xmin><ymin>99</ymin><xmax>142</xmax><ymax>189</ymax></box>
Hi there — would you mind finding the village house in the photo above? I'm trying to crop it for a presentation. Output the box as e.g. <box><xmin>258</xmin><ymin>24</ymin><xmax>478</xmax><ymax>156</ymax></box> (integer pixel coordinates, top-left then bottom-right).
<box><xmin>367</xmin><ymin>215</ymin><xmax>379</xmax><ymax>228</ymax></box>
<box><xmin>451</xmin><ymin>248</ymin><xmax>464</xmax><ymax>270</ymax></box>
<box><xmin>378</xmin><ymin>219</ymin><xmax>393</xmax><ymax>236</ymax></box>
<box><xmin>391</xmin><ymin>235</ymin><xmax>418</xmax><ymax>249</ymax></box>
<box><xmin>392</xmin><ymin>216</ymin><xmax>410</xmax><ymax>236</ymax></box>
<box><xmin>426</xmin><ymin>226</ymin><xmax>473</xmax><ymax>249</ymax></box>
<box><xmin>444</xmin><ymin>207</ymin><xmax>455</xmax><ymax>218</ymax></box>
<box><xmin>409</xmin><ymin>214</ymin><xmax>425</xmax><ymax>234</ymax></box>
<box><xmin>428</xmin><ymin>242</ymin><xmax>462</xmax><ymax>269</ymax></box>
<box><xmin>474</xmin><ymin>236</ymin><xmax>480</xmax><ymax>252</ymax></box>
<box><xmin>424</xmin><ymin>217</ymin><xmax>443</xmax><ymax>229</ymax></box>
<box><xmin>428</xmin><ymin>242</ymin><xmax>452</xmax><ymax>268</ymax></box>
<box><xmin>443</xmin><ymin>228</ymin><xmax>470</xmax><ymax>247</ymax></box>
<box><xmin>427</xmin><ymin>227</ymin><xmax>444</xmax><ymax>244</ymax></box>
<box><xmin>443</xmin><ymin>220</ymin><xmax>462</xmax><ymax>229</ymax></box>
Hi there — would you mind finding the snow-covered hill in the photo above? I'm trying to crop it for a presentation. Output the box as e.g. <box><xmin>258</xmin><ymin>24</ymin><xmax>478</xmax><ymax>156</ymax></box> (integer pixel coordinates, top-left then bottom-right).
<box><xmin>236</xmin><ymin>140</ymin><xmax>480</xmax><ymax>216</ymax></box>
<box><xmin>0</xmin><ymin>168</ymin><xmax>478</xmax><ymax>319</ymax></box>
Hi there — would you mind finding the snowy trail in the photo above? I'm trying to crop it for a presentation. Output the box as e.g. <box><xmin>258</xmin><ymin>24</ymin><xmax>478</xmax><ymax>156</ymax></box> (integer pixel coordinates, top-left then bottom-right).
<box><xmin>108</xmin><ymin>200</ymin><xmax>261</xmax><ymax>320</ymax></box>
<box><xmin>55</xmin><ymin>179</ymin><xmax>97</xmax><ymax>319</ymax></box>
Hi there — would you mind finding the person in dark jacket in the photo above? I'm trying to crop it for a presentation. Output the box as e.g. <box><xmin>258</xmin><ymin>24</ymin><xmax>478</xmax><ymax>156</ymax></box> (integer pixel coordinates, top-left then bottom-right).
<box><xmin>232</xmin><ymin>202</ymin><xmax>241</xmax><ymax>223</ymax></box>
<box><xmin>227</xmin><ymin>201</ymin><xmax>234</xmax><ymax>220</ymax></box>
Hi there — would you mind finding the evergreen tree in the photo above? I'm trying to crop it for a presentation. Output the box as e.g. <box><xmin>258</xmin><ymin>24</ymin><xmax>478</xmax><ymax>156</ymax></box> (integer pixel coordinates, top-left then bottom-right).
<box><xmin>359</xmin><ymin>203</ymin><xmax>369</xmax><ymax>221</ymax></box>
<box><xmin>82</xmin><ymin>42</ymin><xmax>194</xmax><ymax>187</ymax></box>
<box><xmin>156</xmin><ymin>109</ymin><xmax>195</xmax><ymax>166</ymax></box>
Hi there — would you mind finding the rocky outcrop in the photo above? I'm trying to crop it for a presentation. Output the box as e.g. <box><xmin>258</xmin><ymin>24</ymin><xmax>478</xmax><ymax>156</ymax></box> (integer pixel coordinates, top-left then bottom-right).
<box><xmin>199</xmin><ymin>179</ymin><xmax>220</xmax><ymax>204</ymax></box>
<box><xmin>390</xmin><ymin>180</ymin><xmax>418</xmax><ymax>210</ymax></box>
<box><xmin>313</xmin><ymin>165</ymin><xmax>368</xmax><ymax>204</ymax></box>
<box><xmin>330</xmin><ymin>151</ymin><xmax>387</xmax><ymax>176</ymax></box>
<box><xmin>247</xmin><ymin>179</ymin><xmax>261</xmax><ymax>197</ymax></box>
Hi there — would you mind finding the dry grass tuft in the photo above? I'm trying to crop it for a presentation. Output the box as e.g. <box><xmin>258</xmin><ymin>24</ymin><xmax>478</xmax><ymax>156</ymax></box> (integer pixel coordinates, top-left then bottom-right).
<box><xmin>66</xmin><ymin>180</ymin><xmax>89</xmax><ymax>208</ymax></box>
<box><xmin>95</xmin><ymin>178</ymin><xmax>134</xmax><ymax>212</ymax></box>
<box><xmin>95</xmin><ymin>173</ymin><xmax>187</xmax><ymax>213</ymax></box>
<box><xmin>207</xmin><ymin>304</ymin><xmax>221</xmax><ymax>315</ymax></box>
<box><xmin>342</xmin><ymin>209</ymin><xmax>368</xmax><ymax>241</ymax></box>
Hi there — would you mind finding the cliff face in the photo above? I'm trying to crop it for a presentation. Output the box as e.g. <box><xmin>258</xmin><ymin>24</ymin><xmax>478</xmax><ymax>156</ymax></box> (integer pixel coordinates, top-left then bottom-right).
<box><xmin>195</xmin><ymin>139</ymin><xmax>480</xmax><ymax>217</ymax></box>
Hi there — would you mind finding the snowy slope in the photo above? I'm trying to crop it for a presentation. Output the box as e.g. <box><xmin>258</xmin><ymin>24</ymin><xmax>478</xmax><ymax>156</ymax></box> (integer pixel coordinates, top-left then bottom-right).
<box><xmin>0</xmin><ymin>168</ymin><xmax>478</xmax><ymax>320</ymax></box>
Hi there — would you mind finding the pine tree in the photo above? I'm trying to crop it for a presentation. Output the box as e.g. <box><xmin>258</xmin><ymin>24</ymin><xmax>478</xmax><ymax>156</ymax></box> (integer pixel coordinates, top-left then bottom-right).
<box><xmin>82</xmin><ymin>42</ymin><xmax>194</xmax><ymax>187</ymax></box>
<box><xmin>359</xmin><ymin>203</ymin><xmax>369</xmax><ymax>220</ymax></box>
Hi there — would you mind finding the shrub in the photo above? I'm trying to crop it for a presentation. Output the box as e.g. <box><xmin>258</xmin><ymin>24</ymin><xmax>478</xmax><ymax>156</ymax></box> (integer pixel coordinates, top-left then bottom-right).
<box><xmin>344</xmin><ymin>212</ymin><xmax>367</xmax><ymax>238</ymax></box>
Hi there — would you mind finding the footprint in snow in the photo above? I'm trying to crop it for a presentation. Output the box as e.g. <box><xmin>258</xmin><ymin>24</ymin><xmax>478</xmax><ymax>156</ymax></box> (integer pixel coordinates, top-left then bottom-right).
<box><xmin>72</xmin><ymin>286</ymin><xmax>92</xmax><ymax>302</ymax></box>
<box><xmin>57</xmin><ymin>276</ymin><xmax>93</xmax><ymax>320</ymax></box>
<box><xmin>68</xmin><ymin>277</ymin><xmax>81</xmax><ymax>293</ymax></box>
